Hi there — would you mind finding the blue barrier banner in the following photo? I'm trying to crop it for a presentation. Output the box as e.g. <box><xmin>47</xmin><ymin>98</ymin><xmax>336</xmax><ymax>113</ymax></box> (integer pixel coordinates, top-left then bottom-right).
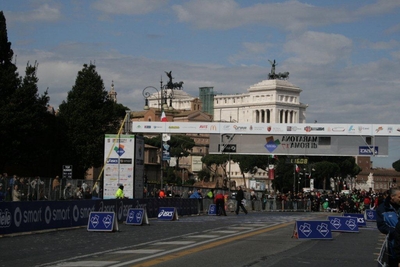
<box><xmin>87</xmin><ymin>212</ymin><xmax>118</xmax><ymax>232</ymax></box>
<box><xmin>295</xmin><ymin>220</ymin><xmax>332</xmax><ymax>239</ymax></box>
<box><xmin>0</xmin><ymin>199</ymin><xmax>197</xmax><ymax>235</ymax></box>
<box><xmin>343</xmin><ymin>213</ymin><xmax>366</xmax><ymax>227</ymax></box>
<box><xmin>126</xmin><ymin>208</ymin><xmax>149</xmax><ymax>225</ymax></box>
<box><xmin>157</xmin><ymin>207</ymin><xmax>179</xmax><ymax>221</ymax></box>
<box><xmin>208</xmin><ymin>204</ymin><xmax>217</xmax><ymax>215</ymax></box>
<box><xmin>365</xmin><ymin>209</ymin><xmax>377</xmax><ymax>221</ymax></box>
<box><xmin>328</xmin><ymin>216</ymin><xmax>359</xmax><ymax>232</ymax></box>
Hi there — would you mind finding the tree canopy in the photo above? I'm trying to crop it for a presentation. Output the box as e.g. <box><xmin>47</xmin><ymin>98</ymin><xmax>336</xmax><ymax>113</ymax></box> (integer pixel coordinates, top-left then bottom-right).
<box><xmin>58</xmin><ymin>63</ymin><xmax>127</xmax><ymax>177</ymax></box>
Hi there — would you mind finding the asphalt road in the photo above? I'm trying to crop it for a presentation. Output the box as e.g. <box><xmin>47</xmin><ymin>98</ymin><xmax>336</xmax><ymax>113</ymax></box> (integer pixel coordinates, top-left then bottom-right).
<box><xmin>0</xmin><ymin>211</ymin><xmax>384</xmax><ymax>267</ymax></box>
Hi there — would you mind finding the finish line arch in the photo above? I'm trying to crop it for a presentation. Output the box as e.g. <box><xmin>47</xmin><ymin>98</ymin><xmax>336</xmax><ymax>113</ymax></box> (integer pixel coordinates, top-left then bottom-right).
<box><xmin>131</xmin><ymin>122</ymin><xmax>400</xmax><ymax>157</ymax></box>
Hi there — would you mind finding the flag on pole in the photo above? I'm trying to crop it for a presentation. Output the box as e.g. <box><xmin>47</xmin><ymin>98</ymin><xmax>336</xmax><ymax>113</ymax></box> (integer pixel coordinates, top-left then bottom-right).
<box><xmin>295</xmin><ymin>164</ymin><xmax>300</xmax><ymax>173</ymax></box>
<box><xmin>161</xmin><ymin>111</ymin><xmax>168</xmax><ymax>122</ymax></box>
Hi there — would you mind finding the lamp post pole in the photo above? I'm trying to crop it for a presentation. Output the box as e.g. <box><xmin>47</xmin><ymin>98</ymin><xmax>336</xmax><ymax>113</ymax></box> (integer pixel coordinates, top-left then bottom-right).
<box><xmin>142</xmin><ymin>73</ymin><xmax>178</xmax><ymax>191</ymax></box>
<box><xmin>142</xmin><ymin>84</ymin><xmax>165</xmax><ymax>190</ymax></box>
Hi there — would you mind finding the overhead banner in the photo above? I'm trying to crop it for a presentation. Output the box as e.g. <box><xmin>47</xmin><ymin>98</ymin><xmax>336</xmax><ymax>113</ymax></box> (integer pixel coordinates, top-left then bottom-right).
<box><xmin>132</xmin><ymin>122</ymin><xmax>400</xmax><ymax>137</ymax></box>
<box><xmin>209</xmin><ymin>134</ymin><xmax>388</xmax><ymax>156</ymax></box>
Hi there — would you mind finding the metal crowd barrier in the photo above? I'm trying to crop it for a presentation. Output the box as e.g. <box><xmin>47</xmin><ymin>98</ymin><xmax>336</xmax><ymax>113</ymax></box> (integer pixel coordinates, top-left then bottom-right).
<box><xmin>0</xmin><ymin>177</ymin><xmax>94</xmax><ymax>201</ymax></box>
<box><xmin>377</xmin><ymin>234</ymin><xmax>389</xmax><ymax>267</ymax></box>
<box><xmin>201</xmin><ymin>199</ymin><xmax>314</xmax><ymax>213</ymax></box>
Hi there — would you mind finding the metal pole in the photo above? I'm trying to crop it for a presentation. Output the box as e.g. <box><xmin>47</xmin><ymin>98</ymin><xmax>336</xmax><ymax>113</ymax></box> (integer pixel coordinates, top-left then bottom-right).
<box><xmin>160</xmin><ymin>79</ymin><xmax>164</xmax><ymax>190</ymax></box>
<box><xmin>293</xmin><ymin>165</ymin><xmax>296</xmax><ymax>193</ymax></box>
<box><xmin>229</xmin><ymin>152</ymin><xmax>231</xmax><ymax>191</ymax></box>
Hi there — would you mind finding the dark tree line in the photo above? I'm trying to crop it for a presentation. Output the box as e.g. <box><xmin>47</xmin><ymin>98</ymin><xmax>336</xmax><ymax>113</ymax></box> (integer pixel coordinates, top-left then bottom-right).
<box><xmin>0</xmin><ymin>11</ymin><xmax>127</xmax><ymax>178</ymax></box>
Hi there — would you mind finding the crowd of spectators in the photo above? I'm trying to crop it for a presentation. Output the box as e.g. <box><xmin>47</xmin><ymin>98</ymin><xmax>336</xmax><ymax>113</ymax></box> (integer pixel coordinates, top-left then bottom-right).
<box><xmin>271</xmin><ymin>189</ymin><xmax>384</xmax><ymax>213</ymax></box>
<box><xmin>1</xmin><ymin>170</ymin><xmax>386</xmax><ymax>215</ymax></box>
<box><xmin>0</xmin><ymin>173</ymin><xmax>96</xmax><ymax>201</ymax></box>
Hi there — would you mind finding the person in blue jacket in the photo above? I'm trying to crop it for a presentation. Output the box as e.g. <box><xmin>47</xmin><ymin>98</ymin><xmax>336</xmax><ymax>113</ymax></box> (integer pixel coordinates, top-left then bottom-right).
<box><xmin>376</xmin><ymin>188</ymin><xmax>400</xmax><ymax>267</ymax></box>
<box><xmin>190</xmin><ymin>188</ymin><xmax>202</xmax><ymax>215</ymax></box>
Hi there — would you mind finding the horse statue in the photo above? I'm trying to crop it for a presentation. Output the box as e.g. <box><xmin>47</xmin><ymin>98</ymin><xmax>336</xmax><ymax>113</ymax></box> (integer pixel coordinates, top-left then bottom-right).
<box><xmin>277</xmin><ymin>72</ymin><xmax>289</xmax><ymax>80</ymax></box>
<box><xmin>173</xmin><ymin>81</ymin><xmax>184</xmax><ymax>90</ymax></box>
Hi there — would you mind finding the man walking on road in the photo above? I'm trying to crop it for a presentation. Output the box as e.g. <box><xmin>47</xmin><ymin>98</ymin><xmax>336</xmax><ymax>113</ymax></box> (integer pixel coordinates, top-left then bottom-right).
<box><xmin>376</xmin><ymin>188</ymin><xmax>400</xmax><ymax>267</ymax></box>
<box><xmin>235</xmin><ymin>186</ymin><xmax>248</xmax><ymax>215</ymax></box>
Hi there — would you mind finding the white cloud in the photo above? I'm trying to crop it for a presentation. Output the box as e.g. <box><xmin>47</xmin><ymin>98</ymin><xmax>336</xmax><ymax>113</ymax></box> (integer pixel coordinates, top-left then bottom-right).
<box><xmin>369</xmin><ymin>40</ymin><xmax>400</xmax><ymax>50</ymax></box>
<box><xmin>385</xmin><ymin>23</ymin><xmax>400</xmax><ymax>35</ymax></box>
<box><xmin>7</xmin><ymin>4</ymin><xmax>61</xmax><ymax>23</ymax></box>
<box><xmin>228</xmin><ymin>42</ymin><xmax>273</xmax><ymax>64</ymax></box>
<box><xmin>284</xmin><ymin>31</ymin><xmax>352</xmax><ymax>65</ymax></box>
<box><xmin>172</xmin><ymin>0</ymin><xmax>355</xmax><ymax>31</ymax></box>
<box><xmin>92</xmin><ymin>0</ymin><xmax>166</xmax><ymax>15</ymax></box>
<box><xmin>355</xmin><ymin>0</ymin><xmax>400</xmax><ymax>16</ymax></box>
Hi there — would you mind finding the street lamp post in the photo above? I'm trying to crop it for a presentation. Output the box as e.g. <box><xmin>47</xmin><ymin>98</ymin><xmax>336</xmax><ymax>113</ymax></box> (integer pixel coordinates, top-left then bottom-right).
<box><xmin>142</xmin><ymin>72</ymin><xmax>181</xmax><ymax>190</ymax></box>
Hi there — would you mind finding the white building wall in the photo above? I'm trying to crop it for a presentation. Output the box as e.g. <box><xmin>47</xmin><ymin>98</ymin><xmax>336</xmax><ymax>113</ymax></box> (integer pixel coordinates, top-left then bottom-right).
<box><xmin>147</xmin><ymin>78</ymin><xmax>308</xmax><ymax>190</ymax></box>
<box><xmin>213</xmin><ymin>79</ymin><xmax>307</xmax><ymax>124</ymax></box>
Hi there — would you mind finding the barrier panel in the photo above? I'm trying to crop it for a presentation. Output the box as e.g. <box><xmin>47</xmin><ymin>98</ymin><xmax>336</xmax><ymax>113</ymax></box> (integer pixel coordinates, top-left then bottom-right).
<box><xmin>0</xmin><ymin>198</ymin><xmax>197</xmax><ymax>235</ymax></box>
<box><xmin>208</xmin><ymin>204</ymin><xmax>217</xmax><ymax>215</ymax></box>
<box><xmin>87</xmin><ymin>212</ymin><xmax>118</xmax><ymax>232</ymax></box>
<box><xmin>294</xmin><ymin>220</ymin><xmax>332</xmax><ymax>239</ymax></box>
<box><xmin>157</xmin><ymin>207</ymin><xmax>179</xmax><ymax>221</ymax></box>
<box><xmin>126</xmin><ymin>208</ymin><xmax>149</xmax><ymax>225</ymax></box>
<box><xmin>343</xmin><ymin>213</ymin><xmax>366</xmax><ymax>227</ymax></box>
<box><xmin>328</xmin><ymin>216</ymin><xmax>359</xmax><ymax>232</ymax></box>
<box><xmin>365</xmin><ymin>209</ymin><xmax>377</xmax><ymax>221</ymax></box>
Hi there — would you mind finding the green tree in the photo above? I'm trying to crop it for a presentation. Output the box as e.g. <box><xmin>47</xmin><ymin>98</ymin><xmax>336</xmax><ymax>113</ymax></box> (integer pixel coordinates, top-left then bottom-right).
<box><xmin>231</xmin><ymin>155</ymin><xmax>271</xmax><ymax>188</ymax></box>
<box><xmin>0</xmin><ymin>12</ymin><xmax>56</xmax><ymax>175</ymax></box>
<box><xmin>201</xmin><ymin>154</ymin><xmax>229</xmax><ymax>181</ymax></box>
<box><xmin>393</xmin><ymin>160</ymin><xmax>400</xmax><ymax>172</ymax></box>
<box><xmin>9</xmin><ymin>62</ymin><xmax>54</xmax><ymax>174</ymax></box>
<box><xmin>0</xmin><ymin>11</ymin><xmax>21</xmax><ymax>170</ymax></box>
<box><xmin>0</xmin><ymin>11</ymin><xmax>19</xmax><ymax>105</ymax></box>
<box><xmin>168</xmin><ymin>135</ymin><xmax>195</xmax><ymax>184</ymax></box>
<box><xmin>144</xmin><ymin>134</ymin><xmax>195</xmax><ymax>184</ymax></box>
<box><xmin>58</xmin><ymin>63</ymin><xmax>127</xmax><ymax>177</ymax></box>
<box><xmin>313</xmin><ymin>161</ymin><xmax>340</xmax><ymax>191</ymax></box>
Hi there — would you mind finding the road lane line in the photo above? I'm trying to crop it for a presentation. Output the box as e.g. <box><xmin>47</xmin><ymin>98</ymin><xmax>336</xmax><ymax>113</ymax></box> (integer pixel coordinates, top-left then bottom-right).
<box><xmin>109</xmin><ymin>222</ymin><xmax>293</xmax><ymax>267</ymax></box>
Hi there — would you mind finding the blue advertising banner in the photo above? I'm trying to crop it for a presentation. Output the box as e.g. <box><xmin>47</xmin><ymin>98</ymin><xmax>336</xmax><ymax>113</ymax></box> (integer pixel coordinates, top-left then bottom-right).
<box><xmin>328</xmin><ymin>216</ymin><xmax>359</xmax><ymax>232</ymax></box>
<box><xmin>87</xmin><ymin>212</ymin><xmax>118</xmax><ymax>232</ymax></box>
<box><xmin>344</xmin><ymin>213</ymin><xmax>366</xmax><ymax>227</ymax></box>
<box><xmin>295</xmin><ymin>220</ymin><xmax>332</xmax><ymax>239</ymax></box>
<box><xmin>126</xmin><ymin>208</ymin><xmax>149</xmax><ymax>225</ymax></box>
<box><xmin>208</xmin><ymin>204</ymin><xmax>217</xmax><ymax>215</ymax></box>
<box><xmin>365</xmin><ymin>209</ymin><xmax>377</xmax><ymax>221</ymax></box>
<box><xmin>0</xmin><ymin>199</ymin><xmax>198</xmax><ymax>235</ymax></box>
<box><xmin>157</xmin><ymin>207</ymin><xmax>179</xmax><ymax>221</ymax></box>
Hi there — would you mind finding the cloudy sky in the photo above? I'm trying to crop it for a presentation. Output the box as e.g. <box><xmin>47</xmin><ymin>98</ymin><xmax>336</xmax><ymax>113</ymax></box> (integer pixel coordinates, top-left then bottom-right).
<box><xmin>2</xmin><ymin>0</ymin><xmax>400</xmax><ymax>167</ymax></box>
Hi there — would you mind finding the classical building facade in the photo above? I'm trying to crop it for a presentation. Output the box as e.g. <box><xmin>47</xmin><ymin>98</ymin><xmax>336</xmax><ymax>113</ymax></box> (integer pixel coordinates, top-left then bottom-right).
<box><xmin>213</xmin><ymin>79</ymin><xmax>307</xmax><ymax>123</ymax></box>
<box><xmin>141</xmin><ymin>68</ymin><xmax>308</xmax><ymax>189</ymax></box>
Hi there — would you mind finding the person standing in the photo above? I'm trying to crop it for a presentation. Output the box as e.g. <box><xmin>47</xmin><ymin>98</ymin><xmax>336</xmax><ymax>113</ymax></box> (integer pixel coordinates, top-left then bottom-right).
<box><xmin>215</xmin><ymin>190</ymin><xmax>227</xmax><ymax>216</ymax></box>
<box><xmin>0</xmin><ymin>183</ymin><xmax>6</xmax><ymax>201</ymax></box>
<box><xmin>52</xmin><ymin>176</ymin><xmax>60</xmax><ymax>200</ymax></box>
<box><xmin>376</xmin><ymin>188</ymin><xmax>400</xmax><ymax>267</ymax></box>
<box><xmin>158</xmin><ymin>189</ymin><xmax>166</xmax><ymax>198</ymax></box>
<box><xmin>190</xmin><ymin>188</ymin><xmax>203</xmax><ymax>215</ymax></box>
<box><xmin>250</xmin><ymin>190</ymin><xmax>257</xmax><ymax>211</ymax></box>
<box><xmin>235</xmin><ymin>186</ymin><xmax>248</xmax><ymax>215</ymax></box>
<box><xmin>115</xmin><ymin>184</ymin><xmax>125</xmax><ymax>199</ymax></box>
<box><xmin>13</xmin><ymin>184</ymin><xmax>21</xmax><ymax>201</ymax></box>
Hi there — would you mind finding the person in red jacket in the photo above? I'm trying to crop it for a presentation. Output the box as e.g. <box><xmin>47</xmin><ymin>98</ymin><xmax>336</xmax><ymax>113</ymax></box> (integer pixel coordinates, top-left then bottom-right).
<box><xmin>215</xmin><ymin>190</ymin><xmax>227</xmax><ymax>216</ymax></box>
<box><xmin>159</xmin><ymin>189</ymin><xmax>166</xmax><ymax>198</ymax></box>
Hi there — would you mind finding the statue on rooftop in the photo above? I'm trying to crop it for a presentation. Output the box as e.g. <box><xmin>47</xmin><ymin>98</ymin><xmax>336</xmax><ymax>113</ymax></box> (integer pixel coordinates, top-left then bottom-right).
<box><xmin>267</xmin><ymin>59</ymin><xmax>289</xmax><ymax>80</ymax></box>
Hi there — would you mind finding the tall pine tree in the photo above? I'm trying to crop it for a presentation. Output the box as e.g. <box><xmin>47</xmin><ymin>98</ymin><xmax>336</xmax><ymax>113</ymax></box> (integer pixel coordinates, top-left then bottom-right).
<box><xmin>0</xmin><ymin>11</ymin><xmax>21</xmax><ymax>171</ymax></box>
<box><xmin>0</xmin><ymin>12</ymin><xmax>58</xmax><ymax>175</ymax></box>
<box><xmin>58</xmin><ymin>63</ymin><xmax>127</xmax><ymax>177</ymax></box>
